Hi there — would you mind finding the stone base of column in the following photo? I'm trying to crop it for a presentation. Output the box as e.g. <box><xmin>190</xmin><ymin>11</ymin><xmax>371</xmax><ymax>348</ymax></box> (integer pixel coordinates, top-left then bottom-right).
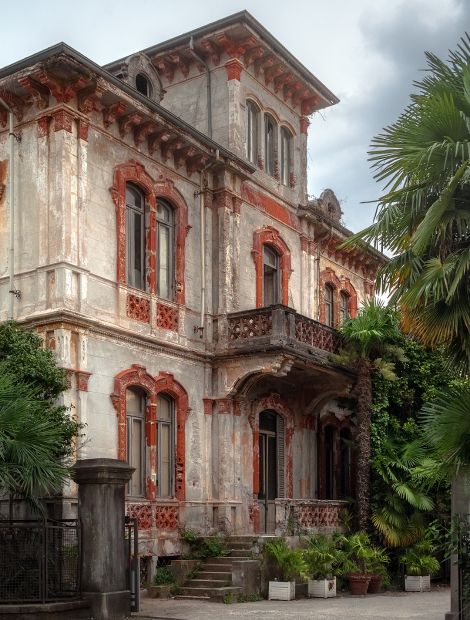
<box><xmin>82</xmin><ymin>590</ymin><xmax>130</xmax><ymax>620</ymax></box>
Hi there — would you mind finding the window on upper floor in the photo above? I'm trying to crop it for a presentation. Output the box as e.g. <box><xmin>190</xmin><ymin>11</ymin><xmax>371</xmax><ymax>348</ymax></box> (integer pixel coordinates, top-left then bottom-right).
<box><xmin>157</xmin><ymin>393</ymin><xmax>175</xmax><ymax>498</ymax></box>
<box><xmin>263</xmin><ymin>245</ymin><xmax>280</xmax><ymax>306</ymax></box>
<box><xmin>340</xmin><ymin>291</ymin><xmax>350</xmax><ymax>324</ymax></box>
<box><xmin>325</xmin><ymin>284</ymin><xmax>334</xmax><ymax>327</ymax></box>
<box><xmin>126</xmin><ymin>387</ymin><xmax>146</xmax><ymax>497</ymax></box>
<box><xmin>264</xmin><ymin>114</ymin><xmax>276</xmax><ymax>177</ymax></box>
<box><xmin>280</xmin><ymin>127</ymin><xmax>292</xmax><ymax>186</ymax></box>
<box><xmin>156</xmin><ymin>199</ymin><xmax>175</xmax><ymax>300</ymax></box>
<box><xmin>136</xmin><ymin>73</ymin><xmax>152</xmax><ymax>98</ymax></box>
<box><xmin>246</xmin><ymin>100</ymin><xmax>259</xmax><ymax>164</ymax></box>
<box><xmin>126</xmin><ymin>183</ymin><xmax>146</xmax><ymax>291</ymax></box>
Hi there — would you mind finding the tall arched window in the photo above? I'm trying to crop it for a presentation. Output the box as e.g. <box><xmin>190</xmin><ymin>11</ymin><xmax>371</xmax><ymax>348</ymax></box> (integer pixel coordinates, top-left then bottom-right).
<box><xmin>246</xmin><ymin>100</ymin><xmax>259</xmax><ymax>164</ymax></box>
<box><xmin>340</xmin><ymin>292</ymin><xmax>350</xmax><ymax>324</ymax></box>
<box><xmin>325</xmin><ymin>284</ymin><xmax>334</xmax><ymax>327</ymax></box>
<box><xmin>157</xmin><ymin>393</ymin><xmax>175</xmax><ymax>497</ymax></box>
<box><xmin>126</xmin><ymin>387</ymin><xmax>146</xmax><ymax>496</ymax></box>
<box><xmin>264</xmin><ymin>114</ymin><xmax>276</xmax><ymax>177</ymax></box>
<box><xmin>156</xmin><ymin>199</ymin><xmax>175</xmax><ymax>300</ymax></box>
<box><xmin>136</xmin><ymin>73</ymin><xmax>151</xmax><ymax>97</ymax></box>
<box><xmin>280</xmin><ymin>127</ymin><xmax>292</xmax><ymax>186</ymax></box>
<box><xmin>126</xmin><ymin>183</ymin><xmax>146</xmax><ymax>290</ymax></box>
<box><xmin>263</xmin><ymin>245</ymin><xmax>280</xmax><ymax>306</ymax></box>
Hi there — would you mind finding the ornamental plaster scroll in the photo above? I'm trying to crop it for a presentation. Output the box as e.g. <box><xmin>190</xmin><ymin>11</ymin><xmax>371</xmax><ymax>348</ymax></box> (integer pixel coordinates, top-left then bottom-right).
<box><xmin>221</xmin><ymin>353</ymin><xmax>295</xmax><ymax>398</ymax></box>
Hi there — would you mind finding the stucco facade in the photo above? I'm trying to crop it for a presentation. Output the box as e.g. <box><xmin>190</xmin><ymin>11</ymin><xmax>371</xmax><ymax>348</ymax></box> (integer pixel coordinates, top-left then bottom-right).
<box><xmin>0</xmin><ymin>12</ymin><xmax>385</xmax><ymax>562</ymax></box>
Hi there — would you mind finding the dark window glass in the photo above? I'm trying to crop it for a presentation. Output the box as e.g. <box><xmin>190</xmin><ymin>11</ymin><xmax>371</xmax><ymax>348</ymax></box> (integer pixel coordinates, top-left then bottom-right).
<box><xmin>324</xmin><ymin>426</ymin><xmax>336</xmax><ymax>500</ymax></box>
<box><xmin>156</xmin><ymin>199</ymin><xmax>175</xmax><ymax>299</ymax></box>
<box><xmin>340</xmin><ymin>429</ymin><xmax>351</xmax><ymax>498</ymax></box>
<box><xmin>157</xmin><ymin>393</ymin><xmax>174</xmax><ymax>497</ymax></box>
<box><xmin>136</xmin><ymin>73</ymin><xmax>151</xmax><ymax>97</ymax></box>
<box><xmin>263</xmin><ymin>245</ymin><xmax>280</xmax><ymax>306</ymax></box>
<box><xmin>126</xmin><ymin>183</ymin><xmax>145</xmax><ymax>290</ymax></box>
<box><xmin>325</xmin><ymin>284</ymin><xmax>334</xmax><ymax>327</ymax></box>
<box><xmin>280</xmin><ymin>127</ymin><xmax>291</xmax><ymax>185</ymax></box>
<box><xmin>126</xmin><ymin>387</ymin><xmax>146</xmax><ymax>496</ymax></box>
<box><xmin>340</xmin><ymin>292</ymin><xmax>350</xmax><ymax>324</ymax></box>
<box><xmin>264</xmin><ymin>115</ymin><xmax>276</xmax><ymax>177</ymax></box>
<box><xmin>259</xmin><ymin>410</ymin><xmax>280</xmax><ymax>502</ymax></box>
<box><xmin>246</xmin><ymin>101</ymin><xmax>258</xmax><ymax>164</ymax></box>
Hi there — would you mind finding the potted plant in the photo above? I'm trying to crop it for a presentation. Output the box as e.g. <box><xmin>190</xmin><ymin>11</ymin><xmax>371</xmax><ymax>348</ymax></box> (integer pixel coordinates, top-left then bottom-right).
<box><xmin>339</xmin><ymin>533</ymin><xmax>376</xmax><ymax>595</ymax></box>
<box><xmin>304</xmin><ymin>534</ymin><xmax>340</xmax><ymax>598</ymax></box>
<box><xmin>147</xmin><ymin>566</ymin><xmax>175</xmax><ymax>598</ymax></box>
<box><xmin>400</xmin><ymin>540</ymin><xmax>439</xmax><ymax>592</ymax></box>
<box><xmin>367</xmin><ymin>546</ymin><xmax>389</xmax><ymax>593</ymax></box>
<box><xmin>264</xmin><ymin>538</ymin><xmax>307</xmax><ymax>601</ymax></box>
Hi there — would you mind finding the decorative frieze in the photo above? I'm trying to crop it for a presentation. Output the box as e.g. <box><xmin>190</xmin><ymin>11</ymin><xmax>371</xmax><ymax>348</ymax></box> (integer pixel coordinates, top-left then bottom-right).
<box><xmin>156</xmin><ymin>302</ymin><xmax>179</xmax><ymax>331</ymax></box>
<box><xmin>126</xmin><ymin>293</ymin><xmax>150</xmax><ymax>323</ymax></box>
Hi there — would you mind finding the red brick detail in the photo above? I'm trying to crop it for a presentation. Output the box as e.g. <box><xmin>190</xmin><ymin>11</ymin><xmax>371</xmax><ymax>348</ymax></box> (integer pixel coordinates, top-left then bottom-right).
<box><xmin>126</xmin><ymin>293</ymin><xmax>150</xmax><ymax>323</ymax></box>
<box><xmin>241</xmin><ymin>183</ymin><xmax>299</xmax><ymax>230</ymax></box>
<box><xmin>300</xmin><ymin>116</ymin><xmax>310</xmax><ymax>134</ymax></box>
<box><xmin>19</xmin><ymin>76</ymin><xmax>50</xmax><ymax>110</ymax></box>
<box><xmin>203</xmin><ymin>398</ymin><xmax>213</xmax><ymax>415</ymax></box>
<box><xmin>78</xmin><ymin>119</ymin><xmax>89</xmax><ymax>141</ymax></box>
<box><xmin>0</xmin><ymin>108</ymin><xmax>7</xmax><ymax>128</ymax></box>
<box><xmin>154</xmin><ymin>505</ymin><xmax>179</xmax><ymax>530</ymax></box>
<box><xmin>252</xmin><ymin>227</ymin><xmax>291</xmax><ymax>308</ymax></box>
<box><xmin>76</xmin><ymin>370</ymin><xmax>91</xmax><ymax>392</ymax></box>
<box><xmin>154</xmin><ymin>372</ymin><xmax>188</xmax><ymax>502</ymax></box>
<box><xmin>35</xmin><ymin>70</ymin><xmax>88</xmax><ymax>104</ymax></box>
<box><xmin>250</xmin><ymin>394</ymin><xmax>294</xmax><ymax>528</ymax></box>
<box><xmin>37</xmin><ymin>116</ymin><xmax>51</xmax><ymax>138</ymax></box>
<box><xmin>0</xmin><ymin>160</ymin><xmax>7</xmax><ymax>201</ymax></box>
<box><xmin>103</xmin><ymin>102</ymin><xmax>127</xmax><ymax>128</ymax></box>
<box><xmin>127</xmin><ymin>503</ymin><xmax>153</xmax><ymax>529</ymax></box>
<box><xmin>319</xmin><ymin>268</ymin><xmax>358</xmax><ymax>326</ymax></box>
<box><xmin>156</xmin><ymin>302</ymin><xmax>178</xmax><ymax>331</ymax></box>
<box><xmin>225</xmin><ymin>59</ymin><xmax>243</xmax><ymax>81</ymax></box>
<box><xmin>53</xmin><ymin>110</ymin><xmax>73</xmax><ymax>133</ymax></box>
<box><xmin>294</xmin><ymin>503</ymin><xmax>343</xmax><ymax>528</ymax></box>
<box><xmin>301</xmin><ymin>96</ymin><xmax>321</xmax><ymax>115</ymax></box>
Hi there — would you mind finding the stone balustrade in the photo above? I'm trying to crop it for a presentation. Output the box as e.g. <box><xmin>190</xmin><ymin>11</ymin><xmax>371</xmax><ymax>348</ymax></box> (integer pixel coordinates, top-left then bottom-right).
<box><xmin>275</xmin><ymin>498</ymin><xmax>349</xmax><ymax>535</ymax></box>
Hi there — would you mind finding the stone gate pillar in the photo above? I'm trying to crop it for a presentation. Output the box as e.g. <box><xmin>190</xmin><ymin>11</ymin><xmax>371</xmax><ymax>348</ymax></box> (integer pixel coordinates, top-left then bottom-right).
<box><xmin>73</xmin><ymin>458</ymin><xmax>134</xmax><ymax>620</ymax></box>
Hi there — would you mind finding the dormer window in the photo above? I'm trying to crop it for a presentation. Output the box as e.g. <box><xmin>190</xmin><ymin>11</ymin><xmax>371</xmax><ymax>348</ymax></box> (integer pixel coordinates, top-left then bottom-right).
<box><xmin>264</xmin><ymin>114</ymin><xmax>276</xmax><ymax>177</ymax></box>
<box><xmin>136</xmin><ymin>73</ymin><xmax>151</xmax><ymax>97</ymax></box>
<box><xmin>246</xmin><ymin>100</ymin><xmax>259</xmax><ymax>164</ymax></box>
<box><xmin>280</xmin><ymin>127</ymin><xmax>292</xmax><ymax>186</ymax></box>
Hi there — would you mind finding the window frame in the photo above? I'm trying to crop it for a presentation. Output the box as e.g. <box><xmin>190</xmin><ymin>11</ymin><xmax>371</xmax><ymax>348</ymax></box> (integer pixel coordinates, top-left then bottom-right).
<box><xmin>340</xmin><ymin>291</ymin><xmax>350</xmax><ymax>324</ymax></box>
<box><xmin>126</xmin><ymin>386</ymin><xmax>147</xmax><ymax>498</ymax></box>
<box><xmin>280</xmin><ymin>127</ymin><xmax>292</xmax><ymax>186</ymax></box>
<box><xmin>324</xmin><ymin>284</ymin><xmax>334</xmax><ymax>327</ymax></box>
<box><xmin>156</xmin><ymin>392</ymin><xmax>175</xmax><ymax>498</ymax></box>
<box><xmin>262</xmin><ymin>244</ymin><xmax>281</xmax><ymax>306</ymax></box>
<box><xmin>125</xmin><ymin>183</ymin><xmax>147</xmax><ymax>291</ymax></box>
<box><xmin>156</xmin><ymin>198</ymin><xmax>175</xmax><ymax>300</ymax></box>
<box><xmin>264</xmin><ymin>114</ymin><xmax>277</xmax><ymax>177</ymax></box>
<box><xmin>246</xmin><ymin>100</ymin><xmax>259</xmax><ymax>165</ymax></box>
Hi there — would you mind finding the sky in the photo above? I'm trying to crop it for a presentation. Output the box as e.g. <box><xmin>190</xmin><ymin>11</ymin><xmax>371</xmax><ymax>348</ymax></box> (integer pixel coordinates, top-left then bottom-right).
<box><xmin>1</xmin><ymin>0</ymin><xmax>468</xmax><ymax>232</ymax></box>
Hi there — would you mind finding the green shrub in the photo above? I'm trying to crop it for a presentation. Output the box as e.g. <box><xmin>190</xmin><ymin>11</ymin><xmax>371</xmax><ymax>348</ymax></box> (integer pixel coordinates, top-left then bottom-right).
<box><xmin>399</xmin><ymin>539</ymin><xmax>440</xmax><ymax>576</ymax></box>
<box><xmin>264</xmin><ymin>538</ymin><xmax>307</xmax><ymax>582</ymax></box>
<box><xmin>153</xmin><ymin>566</ymin><xmax>174</xmax><ymax>585</ymax></box>
<box><xmin>303</xmin><ymin>534</ymin><xmax>342</xmax><ymax>580</ymax></box>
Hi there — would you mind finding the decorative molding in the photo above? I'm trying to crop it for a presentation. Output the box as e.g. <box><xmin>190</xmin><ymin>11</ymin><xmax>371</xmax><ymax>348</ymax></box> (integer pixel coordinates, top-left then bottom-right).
<box><xmin>252</xmin><ymin>226</ymin><xmax>292</xmax><ymax>308</ymax></box>
<box><xmin>126</xmin><ymin>293</ymin><xmax>150</xmax><ymax>323</ymax></box>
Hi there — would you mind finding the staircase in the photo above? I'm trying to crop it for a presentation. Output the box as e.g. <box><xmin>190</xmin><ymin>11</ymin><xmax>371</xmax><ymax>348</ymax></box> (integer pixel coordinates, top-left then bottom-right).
<box><xmin>176</xmin><ymin>536</ymin><xmax>256</xmax><ymax>601</ymax></box>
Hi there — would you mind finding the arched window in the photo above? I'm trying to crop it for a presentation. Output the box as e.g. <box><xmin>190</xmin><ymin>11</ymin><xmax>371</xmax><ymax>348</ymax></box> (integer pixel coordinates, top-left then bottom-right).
<box><xmin>246</xmin><ymin>100</ymin><xmax>259</xmax><ymax>164</ymax></box>
<box><xmin>156</xmin><ymin>199</ymin><xmax>175</xmax><ymax>299</ymax></box>
<box><xmin>340</xmin><ymin>292</ymin><xmax>350</xmax><ymax>324</ymax></box>
<box><xmin>264</xmin><ymin>114</ymin><xmax>276</xmax><ymax>177</ymax></box>
<box><xmin>280</xmin><ymin>127</ymin><xmax>292</xmax><ymax>186</ymax></box>
<box><xmin>263</xmin><ymin>245</ymin><xmax>280</xmax><ymax>306</ymax></box>
<box><xmin>324</xmin><ymin>425</ymin><xmax>336</xmax><ymax>500</ymax></box>
<box><xmin>157</xmin><ymin>393</ymin><xmax>175</xmax><ymax>497</ymax></box>
<box><xmin>325</xmin><ymin>284</ymin><xmax>334</xmax><ymax>327</ymax></box>
<box><xmin>258</xmin><ymin>410</ymin><xmax>285</xmax><ymax>533</ymax></box>
<box><xmin>126</xmin><ymin>183</ymin><xmax>146</xmax><ymax>290</ymax></box>
<box><xmin>126</xmin><ymin>387</ymin><xmax>146</xmax><ymax>496</ymax></box>
<box><xmin>136</xmin><ymin>73</ymin><xmax>151</xmax><ymax>97</ymax></box>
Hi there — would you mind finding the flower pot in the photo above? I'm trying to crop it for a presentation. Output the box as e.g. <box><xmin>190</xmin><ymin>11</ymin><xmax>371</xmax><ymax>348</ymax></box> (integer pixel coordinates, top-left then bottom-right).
<box><xmin>308</xmin><ymin>577</ymin><xmax>336</xmax><ymax>598</ymax></box>
<box><xmin>147</xmin><ymin>584</ymin><xmax>171</xmax><ymax>598</ymax></box>
<box><xmin>268</xmin><ymin>580</ymin><xmax>295</xmax><ymax>601</ymax></box>
<box><xmin>346</xmin><ymin>573</ymin><xmax>371</xmax><ymax>595</ymax></box>
<box><xmin>367</xmin><ymin>573</ymin><xmax>382</xmax><ymax>594</ymax></box>
<box><xmin>404</xmin><ymin>575</ymin><xmax>431</xmax><ymax>592</ymax></box>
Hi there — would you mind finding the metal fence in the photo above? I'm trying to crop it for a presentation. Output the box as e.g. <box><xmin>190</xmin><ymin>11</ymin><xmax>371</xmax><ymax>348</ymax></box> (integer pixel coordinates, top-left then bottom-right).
<box><xmin>0</xmin><ymin>519</ymin><xmax>80</xmax><ymax>603</ymax></box>
<box><xmin>125</xmin><ymin>516</ymin><xmax>139</xmax><ymax>613</ymax></box>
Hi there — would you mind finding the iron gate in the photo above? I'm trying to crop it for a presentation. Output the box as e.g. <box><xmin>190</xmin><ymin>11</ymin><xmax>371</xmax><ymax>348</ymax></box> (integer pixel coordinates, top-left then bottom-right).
<box><xmin>125</xmin><ymin>516</ymin><xmax>139</xmax><ymax>612</ymax></box>
<box><xmin>0</xmin><ymin>519</ymin><xmax>80</xmax><ymax>603</ymax></box>
<box><xmin>460</xmin><ymin>516</ymin><xmax>470</xmax><ymax>619</ymax></box>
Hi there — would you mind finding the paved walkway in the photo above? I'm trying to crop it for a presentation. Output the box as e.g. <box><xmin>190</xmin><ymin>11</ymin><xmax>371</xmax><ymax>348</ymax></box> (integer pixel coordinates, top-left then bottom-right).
<box><xmin>135</xmin><ymin>588</ymin><xmax>450</xmax><ymax>619</ymax></box>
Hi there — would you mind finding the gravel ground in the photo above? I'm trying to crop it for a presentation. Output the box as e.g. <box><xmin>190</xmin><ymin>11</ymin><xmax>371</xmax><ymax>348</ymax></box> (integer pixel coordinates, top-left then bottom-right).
<box><xmin>134</xmin><ymin>587</ymin><xmax>450</xmax><ymax>620</ymax></box>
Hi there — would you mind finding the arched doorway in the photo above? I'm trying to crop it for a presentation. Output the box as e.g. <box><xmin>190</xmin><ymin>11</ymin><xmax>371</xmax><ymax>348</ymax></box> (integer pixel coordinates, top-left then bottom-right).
<box><xmin>258</xmin><ymin>410</ymin><xmax>285</xmax><ymax>533</ymax></box>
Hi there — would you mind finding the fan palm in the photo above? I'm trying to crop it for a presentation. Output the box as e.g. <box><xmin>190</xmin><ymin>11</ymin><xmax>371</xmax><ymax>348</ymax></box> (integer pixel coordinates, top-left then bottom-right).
<box><xmin>335</xmin><ymin>300</ymin><xmax>404</xmax><ymax>530</ymax></box>
<box><xmin>342</xmin><ymin>35</ymin><xmax>470</xmax><ymax>370</ymax></box>
<box><xmin>0</xmin><ymin>367</ymin><xmax>70</xmax><ymax>515</ymax></box>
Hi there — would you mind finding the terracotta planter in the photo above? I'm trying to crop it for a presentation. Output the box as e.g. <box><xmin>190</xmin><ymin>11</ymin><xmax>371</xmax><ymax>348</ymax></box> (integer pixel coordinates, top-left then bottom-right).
<box><xmin>367</xmin><ymin>573</ymin><xmax>382</xmax><ymax>593</ymax></box>
<box><xmin>346</xmin><ymin>573</ymin><xmax>371</xmax><ymax>595</ymax></box>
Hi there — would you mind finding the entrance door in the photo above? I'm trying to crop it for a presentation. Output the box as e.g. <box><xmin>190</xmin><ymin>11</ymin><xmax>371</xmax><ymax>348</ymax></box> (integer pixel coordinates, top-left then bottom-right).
<box><xmin>258</xmin><ymin>410</ymin><xmax>285</xmax><ymax>533</ymax></box>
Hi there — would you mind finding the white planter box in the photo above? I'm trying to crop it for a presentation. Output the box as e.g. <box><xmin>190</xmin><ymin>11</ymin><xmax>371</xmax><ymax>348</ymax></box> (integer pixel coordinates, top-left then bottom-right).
<box><xmin>404</xmin><ymin>575</ymin><xmax>431</xmax><ymax>592</ymax></box>
<box><xmin>308</xmin><ymin>577</ymin><xmax>336</xmax><ymax>598</ymax></box>
<box><xmin>268</xmin><ymin>580</ymin><xmax>295</xmax><ymax>600</ymax></box>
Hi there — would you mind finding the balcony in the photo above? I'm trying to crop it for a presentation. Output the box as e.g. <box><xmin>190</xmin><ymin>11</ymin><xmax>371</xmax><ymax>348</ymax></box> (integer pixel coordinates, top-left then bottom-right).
<box><xmin>275</xmin><ymin>499</ymin><xmax>349</xmax><ymax>535</ymax></box>
<box><xmin>225</xmin><ymin>305</ymin><xmax>341</xmax><ymax>358</ymax></box>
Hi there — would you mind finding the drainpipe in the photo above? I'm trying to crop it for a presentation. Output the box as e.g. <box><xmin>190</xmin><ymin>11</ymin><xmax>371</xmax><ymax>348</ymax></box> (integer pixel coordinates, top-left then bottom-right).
<box><xmin>194</xmin><ymin>149</ymin><xmax>220</xmax><ymax>338</ymax></box>
<box><xmin>2</xmin><ymin>104</ymin><xmax>20</xmax><ymax>320</ymax></box>
<box><xmin>189</xmin><ymin>36</ymin><xmax>212</xmax><ymax>139</ymax></box>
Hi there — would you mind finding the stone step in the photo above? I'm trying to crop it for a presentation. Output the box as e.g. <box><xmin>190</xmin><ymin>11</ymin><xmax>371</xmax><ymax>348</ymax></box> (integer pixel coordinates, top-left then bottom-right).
<box><xmin>198</xmin><ymin>570</ymin><xmax>232</xmax><ymax>581</ymax></box>
<box><xmin>203</xmin><ymin>562</ymin><xmax>233</xmax><ymax>572</ymax></box>
<box><xmin>206</xmin><ymin>555</ymin><xmax>250</xmax><ymax>564</ymax></box>
<box><xmin>226</xmin><ymin>542</ymin><xmax>253</xmax><ymax>550</ymax></box>
<box><xmin>226</xmin><ymin>550</ymin><xmax>252</xmax><ymax>558</ymax></box>
<box><xmin>187</xmin><ymin>578</ymin><xmax>231</xmax><ymax>588</ymax></box>
<box><xmin>175</xmin><ymin>594</ymin><xmax>211</xmax><ymax>600</ymax></box>
<box><xmin>179</xmin><ymin>585</ymin><xmax>242</xmax><ymax>599</ymax></box>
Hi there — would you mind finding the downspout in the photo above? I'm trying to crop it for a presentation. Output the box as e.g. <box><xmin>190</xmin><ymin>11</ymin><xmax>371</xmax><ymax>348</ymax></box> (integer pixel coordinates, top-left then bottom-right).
<box><xmin>189</xmin><ymin>36</ymin><xmax>212</xmax><ymax>139</ymax></box>
<box><xmin>2</xmin><ymin>104</ymin><xmax>20</xmax><ymax>319</ymax></box>
<box><xmin>195</xmin><ymin>149</ymin><xmax>220</xmax><ymax>338</ymax></box>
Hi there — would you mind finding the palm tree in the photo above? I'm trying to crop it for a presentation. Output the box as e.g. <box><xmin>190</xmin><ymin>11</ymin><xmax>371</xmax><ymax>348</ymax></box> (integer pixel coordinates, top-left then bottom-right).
<box><xmin>335</xmin><ymin>300</ymin><xmax>403</xmax><ymax>530</ymax></box>
<box><xmin>343</xmin><ymin>35</ymin><xmax>470</xmax><ymax>371</ymax></box>
<box><xmin>0</xmin><ymin>366</ymin><xmax>70</xmax><ymax>516</ymax></box>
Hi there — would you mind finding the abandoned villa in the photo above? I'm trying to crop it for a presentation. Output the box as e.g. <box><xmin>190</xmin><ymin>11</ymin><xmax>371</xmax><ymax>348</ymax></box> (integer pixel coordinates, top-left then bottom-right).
<box><xmin>0</xmin><ymin>11</ymin><xmax>386</xmax><ymax>570</ymax></box>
